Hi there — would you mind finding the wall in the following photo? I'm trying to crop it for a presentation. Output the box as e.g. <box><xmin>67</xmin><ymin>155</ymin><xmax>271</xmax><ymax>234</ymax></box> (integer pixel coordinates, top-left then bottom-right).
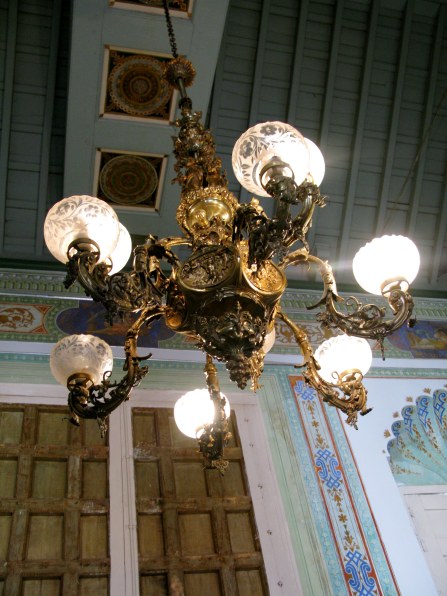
<box><xmin>0</xmin><ymin>268</ymin><xmax>446</xmax><ymax>594</ymax></box>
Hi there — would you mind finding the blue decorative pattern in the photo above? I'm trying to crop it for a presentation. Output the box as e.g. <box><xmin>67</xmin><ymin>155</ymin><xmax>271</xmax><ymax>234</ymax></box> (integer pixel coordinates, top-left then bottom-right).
<box><xmin>287</xmin><ymin>375</ymin><xmax>393</xmax><ymax>595</ymax></box>
<box><xmin>417</xmin><ymin>397</ymin><xmax>429</xmax><ymax>429</ymax></box>
<box><xmin>388</xmin><ymin>388</ymin><xmax>447</xmax><ymax>485</ymax></box>
<box><xmin>294</xmin><ymin>378</ymin><xmax>315</xmax><ymax>400</ymax></box>
<box><xmin>345</xmin><ymin>550</ymin><xmax>376</xmax><ymax>595</ymax></box>
<box><xmin>433</xmin><ymin>389</ymin><xmax>447</xmax><ymax>426</ymax></box>
<box><xmin>402</xmin><ymin>406</ymin><xmax>414</xmax><ymax>434</ymax></box>
<box><xmin>315</xmin><ymin>448</ymin><xmax>342</xmax><ymax>489</ymax></box>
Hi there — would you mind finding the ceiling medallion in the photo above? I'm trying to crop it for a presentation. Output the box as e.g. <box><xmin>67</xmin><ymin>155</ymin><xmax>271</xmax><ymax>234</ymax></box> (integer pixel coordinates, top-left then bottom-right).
<box><xmin>99</xmin><ymin>154</ymin><xmax>158</xmax><ymax>205</ymax></box>
<box><xmin>43</xmin><ymin>2</ymin><xmax>420</xmax><ymax>472</ymax></box>
<box><xmin>108</xmin><ymin>54</ymin><xmax>171</xmax><ymax>117</ymax></box>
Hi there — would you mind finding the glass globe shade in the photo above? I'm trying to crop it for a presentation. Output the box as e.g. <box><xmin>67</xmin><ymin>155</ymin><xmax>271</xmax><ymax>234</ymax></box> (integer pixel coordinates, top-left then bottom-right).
<box><xmin>44</xmin><ymin>195</ymin><xmax>120</xmax><ymax>264</ymax></box>
<box><xmin>314</xmin><ymin>335</ymin><xmax>372</xmax><ymax>384</ymax></box>
<box><xmin>108</xmin><ymin>223</ymin><xmax>132</xmax><ymax>274</ymax></box>
<box><xmin>352</xmin><ymin>235</ymin><xmax>420</xmax><ymax>295</ymax></box>
<box><xmin>50</xmin><ymin>334</ymin><xmax>113</xmax><ymax>386</ymax></box>
<box><xmin>174</xmin><ymin>389</ymin><xmax>231</xmax><ymax>438</ymax></box>
<box><xmin>304</xmin><ymin>138</ymin><xmax>325</xmax><ymax>186</ymax></box>
<box><xmin>262</xmin><ymin>326</ymin><xmax>276</xmax><ymax>353</ymax></box>
<box><xmin>232</xmin><ymin>121</ymin><xmax>309</xmax><ymax>197</ymax></box>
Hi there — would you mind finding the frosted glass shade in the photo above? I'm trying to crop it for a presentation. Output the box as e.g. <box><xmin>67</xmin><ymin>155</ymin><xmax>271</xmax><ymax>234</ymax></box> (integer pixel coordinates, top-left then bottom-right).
<box><xmin>174</xmin><ymin>389</ymin><xmax>231</xmax><ymax>438</ymax></box>
<box><xmin>50</xmin><ymin>334</ymin><xmax>113</xmax><ymax>386</ymax></box>
<box><xmin>232</xmin><ymin>121</ymin><xmax>309</xmax><ymax>197</ymax></box>
<box><xmin>44</xmin><ymin>195</ymin><xmax>120</xmax><ymax>263</ymax></box>
<box><xmin>353</xmin><ymin>235</ymin><xmax>420</xmax><ymax>295</ymax></box>
<box><xmin>304</xmin><ymin>138</ymin><xmax>325</xmax><ymax>186</ymax></box>
<box><xmin>108</xmin><ymin>223</ymin><xmax>132</xmax><ymax>274</ymax></box>
<box><xmin>263</xmin><ymin>326</ymin><xmax>276</xmax><ymax>353</ymax></box>
<box><xmin>314</xmin><ymin>335</ymin><xmax>372</xmax><ymax>383</ymax></box>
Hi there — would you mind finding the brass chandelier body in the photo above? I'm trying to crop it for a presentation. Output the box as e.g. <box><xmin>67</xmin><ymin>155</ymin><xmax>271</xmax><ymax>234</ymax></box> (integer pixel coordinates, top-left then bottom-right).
<box><xmin>45</xmin><ymin>3</ymin><xmax>418</xmax><ymax>470</ymax></box>
<box><xmin>59</xmin><ymin>51</ymin><xmax>415</xmax><ymax>466</ymax></box>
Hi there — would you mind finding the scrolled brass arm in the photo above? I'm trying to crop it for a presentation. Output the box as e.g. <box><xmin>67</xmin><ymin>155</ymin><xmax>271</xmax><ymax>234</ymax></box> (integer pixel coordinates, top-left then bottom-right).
<box><xmin>276</xmin><ymin>309</ymin><xmax>371</xmax><ymax>428</ymax></box>
<box><xmin>283</xmin><ymin>251</ymin><xmax>415</xmax><ymax>355</ymax></box>
<box><xmin>62</xmin><ymin>236</ymin><xmax>188</xmax><ymax>323</ymax></box>
<box><xmin>67</xmin><ymin>307</ymin><xmax>161</xmax><ymax>435</ymax></box>
<box><xmin>197</xmin><ymin>355</ymin><xmax>232</xmax><ymax>473</ymax></box>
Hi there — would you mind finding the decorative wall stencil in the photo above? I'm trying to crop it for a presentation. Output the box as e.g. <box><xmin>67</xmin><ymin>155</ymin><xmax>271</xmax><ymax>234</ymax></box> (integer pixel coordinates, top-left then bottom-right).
<box><xmin>386</xmin><ymin>322</ymin><xmax>447</xmax><ymax>359</ymax></box>
<box><xmin>97</xmin><ymin>151</ymin><xmax>163</xmax><ymax>210</ymax></box>
<box><xmin>56</xmin><ymin>301</ymin><xmax>175</xmax><ymax>348</ymax></box>
<box><xmin>274</xmin><ymin>317</ymin><xmax>335</xmax><ymax>350</ymax></box>
<box><xmin>288</xmin><ymin>375</ymin><xmax>399</xmax><ymax>595</ymax></box>
<box><xmin>387</xmin><ymin>388</ymin><xmax>447</xmax><ymax>485</ymax></box>
<box><xmin>1</xmin><ymin>269</ymin><xmax>447</xmax><ymax>371</ymax></box>
<box><xmin>105</xmin><ymin>50</ymin><xmax>173</xmax><ymax>119</ymax></box>
<box><xmin>0</xmin><ymin>296</ymin><xmax>74</xmax><ymax>342</ymax></box>
<box><xmin>0</xmin><ymin>304</ymin><xmax>50</xmax><ymax>334</ymax></box>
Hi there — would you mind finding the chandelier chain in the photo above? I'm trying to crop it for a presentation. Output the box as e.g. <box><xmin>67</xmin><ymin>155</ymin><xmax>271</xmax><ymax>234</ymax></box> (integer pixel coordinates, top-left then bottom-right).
<box><xmin>162</xmin><ymin>0</ymin><xmax>178</xmax><ymax>59</ymax></box>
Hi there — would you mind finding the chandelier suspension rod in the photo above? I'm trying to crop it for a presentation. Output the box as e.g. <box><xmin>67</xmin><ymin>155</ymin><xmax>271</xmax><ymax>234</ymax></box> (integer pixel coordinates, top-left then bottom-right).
<box><xmin>162</xmin><ymin>0</ymin><xmax>178</xmax><ymax>59</ymax></box>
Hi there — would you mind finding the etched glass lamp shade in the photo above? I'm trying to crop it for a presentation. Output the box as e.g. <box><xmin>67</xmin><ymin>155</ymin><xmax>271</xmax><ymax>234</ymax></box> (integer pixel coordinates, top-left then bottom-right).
<box><xmin>44</xmin><ymin>195</ymin><xmax>120</xmax><ymax>263</ymax></box>
<box><xmin>314</xmin><ymin>335</ymin><xmax>372</xmax><ymax>383</ymax></box>
<box><xmin>304</xmin><ymin>138</ymin><xmax>325</xmax><ymax>186</ymax></box>
<box><xmin>174</xmin><ymin>389</ymin><xmax>231</xmax><ymax>438</ymax></box>
<box><xmin>353</xmin><ymin>235</ymin><xmax>420</xmax><ymax>295</ymax></box>
<box><xmin>50</xmin><ymin>334</ymin><xmax>114</xmax><ymax>386</ymax></box>
<box><xmin>108</xmin><ymin>223</ymin><xmax>132</xmax><ymax>274</ymax></box>
<box><xmin>232</xmin><ymin>121</ymin><xmax>310</xmax><ymax>197</ymax></box>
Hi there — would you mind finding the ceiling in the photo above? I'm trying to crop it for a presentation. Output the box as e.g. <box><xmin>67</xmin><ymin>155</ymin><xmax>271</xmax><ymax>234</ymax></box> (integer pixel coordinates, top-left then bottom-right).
<box><xmin>0</xmin><ymin>0</ymin><xmax>446</xmax><ymax>297</ymax></box>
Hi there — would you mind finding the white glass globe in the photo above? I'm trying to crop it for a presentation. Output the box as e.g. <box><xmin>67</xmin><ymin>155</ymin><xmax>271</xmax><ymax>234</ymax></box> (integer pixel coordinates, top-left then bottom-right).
<box><xmin>314</xmin><ymin>335</ymin><xmax>372</xmax><ymax>384</ymax></box>
<box><xmin>352</xmin><ymin>235</ymin><xmax>420</xmax><ymax>295</ymax></box>
<box><xmin>232</xmin><ymin>121</ymin><xmax>309</xmax><ymax>197</ymax></box>
<box><xmin>174</xmin><ymin>389</ymin><xmax>231</xmax><ymax>438</ymax></box>
<box><xmin>108</xmin><ymin>223</ymin><xmax>132</xmax><ymax>274</ymax></box>
<box><xmin>262</xmin><ymin>326</ymin><xmax>276</xmax><ymax>353</ymax></box>
<box><xmin>44</xmin><ymin>195</ymin><xmax>120</xmax><ymax>263</ymax></box>
<box><xmin>50</xmin><ymin>334</ymin><xmax>113</xmax><ymax>386</ymax></box>
<box><xmin>304</xmin><ymin>138</ymin><xmax>325</xmax><ymax>186</ymax></box>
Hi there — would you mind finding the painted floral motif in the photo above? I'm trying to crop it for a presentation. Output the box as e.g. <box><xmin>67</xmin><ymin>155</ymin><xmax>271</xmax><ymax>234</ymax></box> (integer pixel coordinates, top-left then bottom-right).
<box><xmin>388</xmin><ymin>388</ymin><xmax>447</xmax><ymax>484</ymax></box>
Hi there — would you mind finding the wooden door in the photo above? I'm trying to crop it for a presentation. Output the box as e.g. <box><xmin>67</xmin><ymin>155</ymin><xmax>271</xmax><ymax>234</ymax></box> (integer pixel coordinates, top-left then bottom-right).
<box><xmin>0</xmin><ymin>404</ymin><xmax>110</xmax><ymax>595</ymax></box>
<box><xmin>132</xmin><ymin>407</ymin><xmax>269</xmax><ymax>595</ymax></box>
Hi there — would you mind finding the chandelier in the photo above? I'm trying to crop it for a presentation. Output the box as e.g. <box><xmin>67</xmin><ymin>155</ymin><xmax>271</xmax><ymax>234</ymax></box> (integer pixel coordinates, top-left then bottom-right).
<box><xmin>43</xmin><ymin>2</ymin><xmax>420</xmax><ymax>471</ymax></box>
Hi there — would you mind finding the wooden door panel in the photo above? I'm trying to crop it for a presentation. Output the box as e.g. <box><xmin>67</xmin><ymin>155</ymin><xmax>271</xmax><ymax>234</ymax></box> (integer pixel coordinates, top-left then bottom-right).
<box><xmin>0</xmin><ymin>405</ymin><xmax>110</xmax><ymax>595</ymax></box>
<box><xmin>138</xmin><ymin>514</ymin><xmax>165</xmax><ymax>558</ymax></box>
<box><xmin>32</xmin><ymin>460</ymin><xmax>67</xmax><ymax>498</ymax></box>
<box><xmin>133</xmin><ymin>407</ymin><xmax>269</xmax><ymax>595</ymax></box>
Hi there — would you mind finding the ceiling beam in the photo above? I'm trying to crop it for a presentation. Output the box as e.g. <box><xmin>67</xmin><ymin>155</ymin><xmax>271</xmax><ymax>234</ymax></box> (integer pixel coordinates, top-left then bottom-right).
<box><xmin>337</xmin><ymin>0</ymin><xmax>380</xmax><ymax>267</ymax></box>
<box><xmin>431</xmin><ymin>156</ymin><xmax>447</xmax><ymax>285</ymax></box>
<box><xmin>407</xmin><ymin>4</ymin><xmax>445</xmax><ymax>237</ymax></box>
<box><xmin>238</xmin><ymin>0</ymin><xmax>271</xmax><ymax>204</ymax></box>
<box><xmin>247</xmin><ymin>0</ymin><xmax>271</xmax><ymax>127</ymax></box>
<box><xmin>374</xmin><ymin>0</ymin><xmax>413</xmax><ymax>236</ymax></box>
<box><xmin>307</xmin><ymin>0</ymin><xmax>344</xmax><ymax>253</ymax></box>
<box><xmin>34</xmin><ymin>0</ymin><xmax>63</xmax><ymax>256</ymax></box>
<box><xmin>286</xmin><ymin>0</ymin><xmax>309</xmax><ymax>125</ymax></box>
<box><xmin>0</xmin><ymin>0</ymin><xmax>18</xmax><ymax>252</ymax></box>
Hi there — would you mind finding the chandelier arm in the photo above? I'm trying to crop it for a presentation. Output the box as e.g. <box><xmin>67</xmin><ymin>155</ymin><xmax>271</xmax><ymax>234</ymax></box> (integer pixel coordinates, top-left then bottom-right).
<box><xmin>67</xmin><ymin>306</ymin><xmax>160</xmax><ymax>435</ymax></box>
<box><xmin>236</xmin><ymin>179</ymin><xmax>326</xmax><ymax>266</ymax></box>
<box><xmin>276</xmin><ymin>309</ymin><xmax>371</xmax><ymax>428</ymax></box>
<box><xmin>282</xmin><ymin>251</ymin><xmax>415</xmax><ymax>350</ymax></box>
<box><xmin>197</xmin><ymin>355</ymin><xmax>232</xmax><ymax>473</ymax></box>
